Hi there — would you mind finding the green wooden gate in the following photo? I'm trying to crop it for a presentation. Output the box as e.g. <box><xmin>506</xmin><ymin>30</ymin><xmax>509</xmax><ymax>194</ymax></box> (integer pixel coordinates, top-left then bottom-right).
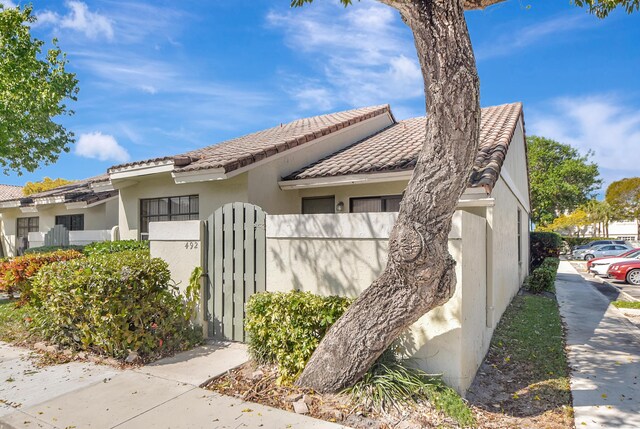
<box><xmin>206</xmin><ymin>203</ymin><xmax>266</xmax><ymax>341</ymax></box>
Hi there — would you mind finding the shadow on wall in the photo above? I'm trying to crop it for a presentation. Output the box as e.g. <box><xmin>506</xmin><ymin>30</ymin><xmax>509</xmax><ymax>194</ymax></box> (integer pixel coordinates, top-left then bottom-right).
<box><xmin>268</xmin><ymin>213</ymin><xmax>393</xmax><ymax>299</ymax></box>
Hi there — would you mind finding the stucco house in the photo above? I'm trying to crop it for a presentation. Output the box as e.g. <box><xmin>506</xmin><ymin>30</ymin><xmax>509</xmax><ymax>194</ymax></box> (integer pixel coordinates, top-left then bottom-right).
<box><xmin>0</xmin><ymin>175</ymin><xmax>119</xmax><ymax>256</ymax></box>
<box><xmin>103</xmin><ymin>102</ymin><xmax>529</xmax><ymax>393</ymax></box>
<box><xmin>0</xmin><ymin>102</ymin><xmax>530</xmax><ymax>393</ymax></box>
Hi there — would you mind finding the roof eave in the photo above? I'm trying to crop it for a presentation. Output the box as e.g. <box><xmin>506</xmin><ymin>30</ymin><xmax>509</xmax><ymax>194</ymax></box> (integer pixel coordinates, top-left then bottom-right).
<box><xmin>109</xmin><ymin>160</ymin><xmax>175</xmax><ymax>181</ymax></box>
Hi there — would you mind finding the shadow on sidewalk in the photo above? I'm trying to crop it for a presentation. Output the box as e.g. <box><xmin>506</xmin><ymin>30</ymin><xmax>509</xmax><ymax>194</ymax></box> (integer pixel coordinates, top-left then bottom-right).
<box><xmin>556</xmin><ymin>264</ymin><xmax>640</xmax><ymax>428</ymax></box>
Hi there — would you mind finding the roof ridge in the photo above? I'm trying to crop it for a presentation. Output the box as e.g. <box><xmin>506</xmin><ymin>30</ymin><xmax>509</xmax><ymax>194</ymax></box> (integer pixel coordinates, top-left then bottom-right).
<box><xmin>109</xmin><ymin>104</ymin><xmax>393</xmax><ymax>174</ymax></box>
<box><xmin>284</xmin><ymin>102</ymin><xmax>525</xmax><ymax>191</ymax></box>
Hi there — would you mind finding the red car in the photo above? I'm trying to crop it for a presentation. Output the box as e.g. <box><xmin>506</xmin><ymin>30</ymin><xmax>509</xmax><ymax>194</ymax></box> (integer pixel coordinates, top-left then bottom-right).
<box><xmin>607</xmin><ymin>260</ymin><xmax>640</xmax><ymax>285</ymax></box>
<box><xmin>587</xmin><ymin>248</ymin><xmax>640</xmax><ymax>269</ymax></box>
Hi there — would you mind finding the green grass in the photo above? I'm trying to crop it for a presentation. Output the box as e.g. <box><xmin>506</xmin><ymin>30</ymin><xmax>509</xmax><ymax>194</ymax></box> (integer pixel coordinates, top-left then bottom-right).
<box><xmin>492</xmin><ymin>295</ymin><xmax>567</xmax><ymax>378</ymax></box>
<box><xmin>612</xmin><ymin>300</ymin><xmax>640</xmax><ymax>309</ymax></box>
<box><xmin>489</xmin><ymin>294</ymin><xmax>571</xmax><ymax>412</ymax></box>
<box><xmin>345</xmin><ymin>354</ymin><xmax>475</xmax><ymax>427</ymax></box>
<box><xmin>0</xmin><ymin>298</ymin><xmax>32</xmax><ymax>343</ymax></box>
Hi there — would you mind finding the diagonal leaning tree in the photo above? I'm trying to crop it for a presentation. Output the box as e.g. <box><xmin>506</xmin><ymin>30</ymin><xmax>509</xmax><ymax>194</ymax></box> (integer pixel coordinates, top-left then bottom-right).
<box><xmin>292</xmin><ymin>0</ymin><xmax>639</xmax><ymax>393</ymax></box>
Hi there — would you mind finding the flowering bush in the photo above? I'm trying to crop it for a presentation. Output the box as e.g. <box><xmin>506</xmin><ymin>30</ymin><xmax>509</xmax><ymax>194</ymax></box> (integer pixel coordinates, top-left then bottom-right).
<box><xmin>0</xmin><ymin>250</ymin><xmax>83</xmax><ymax>300</ymax></box>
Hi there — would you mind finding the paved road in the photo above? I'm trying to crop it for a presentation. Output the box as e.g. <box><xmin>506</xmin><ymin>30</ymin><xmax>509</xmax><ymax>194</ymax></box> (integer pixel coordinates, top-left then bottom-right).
<box><xmin>569</xmin><ymin>260</ymin><xmax>640</xmax><ymax>301</ymax></box>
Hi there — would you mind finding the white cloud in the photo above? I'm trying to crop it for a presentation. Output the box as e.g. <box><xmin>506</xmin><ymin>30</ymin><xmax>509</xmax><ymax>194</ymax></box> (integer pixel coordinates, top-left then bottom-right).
<box><xmin>267</xmin><ymin>0</ymin><xmax>423</xmax><ymax>113</ymax></box>
<box><xmin>75</xmin><ymin>132</ymin><xmax>130</xmax><ymax>162</ymax></box>
<box><xmin>475</xmin><ymin>14</ymin><xmax>592</xmax><ymax>61</ymax></box>
<box><xmin>528</xmin><ymin>95</ymin><xmax>640</xmax><ymax>189</ymax></box>
<box><xmin>1</xmin><ymin>1</ymin><xmax>17</xmax><ymax>9</ymax></box>
<box><xmin>37</xmin><ymin>1</ymin><xmax>114</xmax><ymax>40</ymax></box>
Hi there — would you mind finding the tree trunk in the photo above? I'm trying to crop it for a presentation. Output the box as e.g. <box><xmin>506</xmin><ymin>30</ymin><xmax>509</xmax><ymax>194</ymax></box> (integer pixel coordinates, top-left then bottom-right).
<box><xmin>296</xmin><ymin>0</ymin><xmax>480</xmax><ymax>393</ymax></box>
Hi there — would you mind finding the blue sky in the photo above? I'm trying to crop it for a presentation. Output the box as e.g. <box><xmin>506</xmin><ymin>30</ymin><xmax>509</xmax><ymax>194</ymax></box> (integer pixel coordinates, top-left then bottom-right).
<box><xmin>2</xmin><ymin>0</ymin><xmax>639</xmax><ymax>193</ymax></box>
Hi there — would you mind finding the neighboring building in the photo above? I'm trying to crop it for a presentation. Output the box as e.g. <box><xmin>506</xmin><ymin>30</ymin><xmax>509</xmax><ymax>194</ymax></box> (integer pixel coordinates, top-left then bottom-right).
<box><xmin>608</xmin><ymin>220</ymin><xmax>639</xmax><ymax>241</ymax></box>
<box><xmin>0</xmin><ymin>184</ymin><xmax>26</xmax><ymax>257</ymax></box>
<box><xmin>559</xmin><ymin>220</ymin><xmax>639</xmax><ymax>242</ymax></box>
<box><xmin>0</xmin><ymin>175</ymin><xmax>119</xmax><ymax>256</ymax></box>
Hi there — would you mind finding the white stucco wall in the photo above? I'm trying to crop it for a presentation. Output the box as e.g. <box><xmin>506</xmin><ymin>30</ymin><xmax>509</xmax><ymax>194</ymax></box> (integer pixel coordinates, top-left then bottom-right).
<box><xmin>266</xmin><ymin>211</ymin><xmax>487</xmax><ymax>394</ymax></box>
<box><xmin>116</xmin><ymin>173</ymin><xmax>249</xmax><ymax>240</ymax></box>
<box><xmin>148</xmin><ymin>220</ymin><xmax>204</xmax><ymax>292</ymax></box>
<box><xmin>246</xmin><ymin>114</ymin><xmax>395</xmax><ymax>214</ymax></box>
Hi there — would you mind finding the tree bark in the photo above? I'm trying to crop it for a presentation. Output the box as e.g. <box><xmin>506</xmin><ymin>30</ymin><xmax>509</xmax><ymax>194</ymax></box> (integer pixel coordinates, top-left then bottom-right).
<box><xmin>296</xmin><ymin>0</ymin><xmax>481</xmax><ymax>393</ymax></box>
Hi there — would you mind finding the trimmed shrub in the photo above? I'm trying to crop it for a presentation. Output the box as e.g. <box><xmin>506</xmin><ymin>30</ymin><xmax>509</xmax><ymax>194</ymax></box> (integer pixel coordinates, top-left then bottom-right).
<box><xmin>83</xmin><ymin>240</ymin><xmax>149</xmax><ymax>257</ymax></box>
<box><xmin>0</xmin><ymin>250</ymin><xmax>84</xmax><ymax>300</ymax></box>
<box><xmin>245</xmin><ymin>290</ymin><xmax>352</xmax><ymax>384</ymax></box>
<box><xmin>29</xmin><ymin>250</ymin><xmax>201</xmax><ymax>359</ymax></box>
<box><xmin>525</xmin><ymin>257</ymin><xmax>560</xmax><ymax>293</ymax></box>
<box><xmin>24</xmin><ymin>245</ymin><xmax>85</xmax><ymax>255</ymax></box>
<box><xmin>530</xmin><ymin>232</ymin><xmax>562</xmax><ymax>270</ymax></box>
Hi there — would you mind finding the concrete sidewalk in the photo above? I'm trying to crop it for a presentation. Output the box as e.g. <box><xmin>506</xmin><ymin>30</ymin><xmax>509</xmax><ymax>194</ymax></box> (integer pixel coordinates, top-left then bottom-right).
<box><xmin>0</xmin><ymin>341</ymin><xmax>345</xmax><ymax>429</ymax></box>
<box><xmin>556</xmin><ymin>261</ymin><xmax>640</xmax><ymax>429</ymax></box>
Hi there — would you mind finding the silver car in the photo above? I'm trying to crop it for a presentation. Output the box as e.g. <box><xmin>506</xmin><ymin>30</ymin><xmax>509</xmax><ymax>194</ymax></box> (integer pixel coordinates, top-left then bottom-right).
<box><xmin>576</xmin><ymin>244</ymin><xmax>634</xmax><ymax>261</ymax></box>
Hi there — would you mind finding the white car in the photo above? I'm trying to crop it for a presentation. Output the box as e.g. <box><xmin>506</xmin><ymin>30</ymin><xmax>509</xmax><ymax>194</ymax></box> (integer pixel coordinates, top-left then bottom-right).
<box><xmin>589</xmin><ymin>249</ymin><xmax>640</xmax><ymax>275</ymax></box>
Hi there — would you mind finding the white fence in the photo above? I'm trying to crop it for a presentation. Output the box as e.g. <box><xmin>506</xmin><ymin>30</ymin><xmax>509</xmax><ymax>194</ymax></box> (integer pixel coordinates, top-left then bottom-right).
<box><xmin>28</xmin><ymin>226</ymin><xmax>119</xmax><ymax>248</ymax></box>
<box><xmin>265</xmin><ymin>211</ymin><xmax>488</xmax><ymax>394</ymax></box>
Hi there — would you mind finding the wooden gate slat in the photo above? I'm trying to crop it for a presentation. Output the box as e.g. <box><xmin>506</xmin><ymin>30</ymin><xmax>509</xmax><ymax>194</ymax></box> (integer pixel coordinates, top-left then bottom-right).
<box><xmin>232</xmin><ymin>202</ymin><xmax>246</xmax><ymax>341</ymax></box>
<box><xmin>255</xmin><ymin>208</ymin><xmax>266</xmax><ymax>293</ymax></box>
<box><xmin>214</xmin><ymin>209</ymin><xmax>224</xmax><ymax>338</ymax></box>
<box><xmin>222</xmin><ymin>204</ymin><xmax>235</xmax><ymax>340</ymax></box>
<box><xmin>243</xmin><ymin>206</ymin><xmax>256</xmax><ymax>342</ymax></box>
<box><xmin>206</xmin><ymin>215</ymin><xmax>215</xmax><ymax>337</ymax></box>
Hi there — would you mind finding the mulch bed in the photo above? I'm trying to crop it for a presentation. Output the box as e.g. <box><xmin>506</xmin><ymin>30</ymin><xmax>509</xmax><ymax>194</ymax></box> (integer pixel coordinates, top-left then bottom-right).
<box><xmin>206</xmin><ymin>361</ymin><xmax>463</xmax><ymax>428</ymax></box>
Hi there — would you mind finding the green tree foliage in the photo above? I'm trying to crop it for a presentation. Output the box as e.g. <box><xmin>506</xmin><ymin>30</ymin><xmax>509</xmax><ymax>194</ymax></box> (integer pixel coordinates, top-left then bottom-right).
<box><xmin>527</xmin><ymin>136</ymin><xmax>601</xmax><ymax>226</ymax></box>
<box><xmin>606</xmin><ymin>177</ymin><xmax>640</xmax><ymax>235</ymax></box>
<box><xmin>22</xmin><ymin>177</ymin><xmax>74</xmax><ymax>196</ymax></box>
<box><xmin>0</xmin><ymin>5</ymin><xmax>79</xmax><ymax>175</ymax></box>
<box><xmin>573</xmin><ymin>0</ymin><xmax>640</xmax><ymax>17</ymax></box>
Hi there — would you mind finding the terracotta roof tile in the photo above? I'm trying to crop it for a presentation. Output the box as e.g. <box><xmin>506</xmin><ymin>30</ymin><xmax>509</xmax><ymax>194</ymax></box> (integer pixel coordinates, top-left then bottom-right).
<box><xmin>2</xmin><ymin>174</ymin><xmax>114</xmax><ymax>205</ymax></box>
<box><xmin>284</xmin><ymin>102</ymin><xmax>523</xmax><ymax>190</ymax></box>
<box><xmin>108</xmin><ymin>105</ymin><xmax>392</xmax><ymax>174</ymax></box>
<box><xmin>0</xmin><ymin>184</ymin><xmax>23</xmax><ymax>202</ymax></box>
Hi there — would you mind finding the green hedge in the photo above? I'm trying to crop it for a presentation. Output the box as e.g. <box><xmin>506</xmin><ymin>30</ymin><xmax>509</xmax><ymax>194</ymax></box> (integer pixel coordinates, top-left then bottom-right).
<box><xmin>530</xmin><ymin>232</ymin><xmax>562</xmax><ymax>270</ymax></box>
<box><xmin>29</xmin><ymin>250</ymin><xmax>200</xmax><ymax>359</ymax></box>
<box><xmin>24</xmin><ymin>245</ymin><xmax>85</xmax><ymax>255</ymax></box>
<box><xmin>83</xmin><ymin>240</ymin><xmax>149</xmax><ymax>257</ymax></box>
<box><xmin>245</xmin><ymin>291</ymin><xmax>352</xmax><ymax>384</ymax></box>
<box><xmin>525</xmin><ymin>257</ymin><xmax>560</xmax><ymax>293</ymax></box>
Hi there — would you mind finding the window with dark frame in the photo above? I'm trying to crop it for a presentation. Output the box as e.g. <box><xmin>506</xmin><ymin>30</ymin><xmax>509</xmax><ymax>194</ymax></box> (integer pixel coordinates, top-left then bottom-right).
<box><xmin>16</xmin><ymin>217</ymin><xmax>39</xmax><ymax>248</ymax></box>
<box><xmin>55</xmin><ymin>214</ymin><xmax>85</xmax><ymax>231</ymax></box>
<box><xmin>517</xmin><ymin>208</ymin><xmax>522</xmax><ymax>265</ymax></box>
<box><xmin>350</xmin><ymin>195</ymin><xmax>402</xmax><ymax>213</ymax></box>
<box><xmin>140</xmin><ymin>195</ymin><xmax>199</xmax><ymax>239</ymax></box>
<box><xmin>301</xmin><ymin>196</ymin><xmax>335</xmax><ymax>214</ymax></box>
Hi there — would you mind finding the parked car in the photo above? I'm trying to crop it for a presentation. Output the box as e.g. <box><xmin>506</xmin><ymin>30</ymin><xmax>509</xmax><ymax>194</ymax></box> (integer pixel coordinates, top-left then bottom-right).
<box><xmin>573</xmin><ymin>244</ymin><xmax>633</xmax><ymax>261</ymax></box>
<box><xmin>588</xmin><ymin>248</ymin><xmax>640</xmax><ymax>275</ymax></box>
<box><xmin>607</xmin><ymin>260</ymin><xmax>640</xmax><ymax>285</ymax></box>
<box><xmin>572</xmin><ymin>239</ymin><xmax>628</xmax><ymax>252</ymax></box>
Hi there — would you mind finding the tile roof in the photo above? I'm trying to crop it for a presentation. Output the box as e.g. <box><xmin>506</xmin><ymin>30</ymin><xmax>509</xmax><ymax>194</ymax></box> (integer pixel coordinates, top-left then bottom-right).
<box><xmin>109</xmin><ymin>105</ymin><xmax>392</xmax><ymax>174</ymax></box>
<box><xmin>2</xmin><ymin>174</ymin><xmax>115</xmax><ymax>206</ymax></box>
<box><xmin>0</xmin><ymin>184</ymin><xmax>23</xmax><ymax>202</ymax></box>
<box><xmin>284</xmin><ymin>102</ymin><xmax>523</xmax><ymax>190</ymax></box>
